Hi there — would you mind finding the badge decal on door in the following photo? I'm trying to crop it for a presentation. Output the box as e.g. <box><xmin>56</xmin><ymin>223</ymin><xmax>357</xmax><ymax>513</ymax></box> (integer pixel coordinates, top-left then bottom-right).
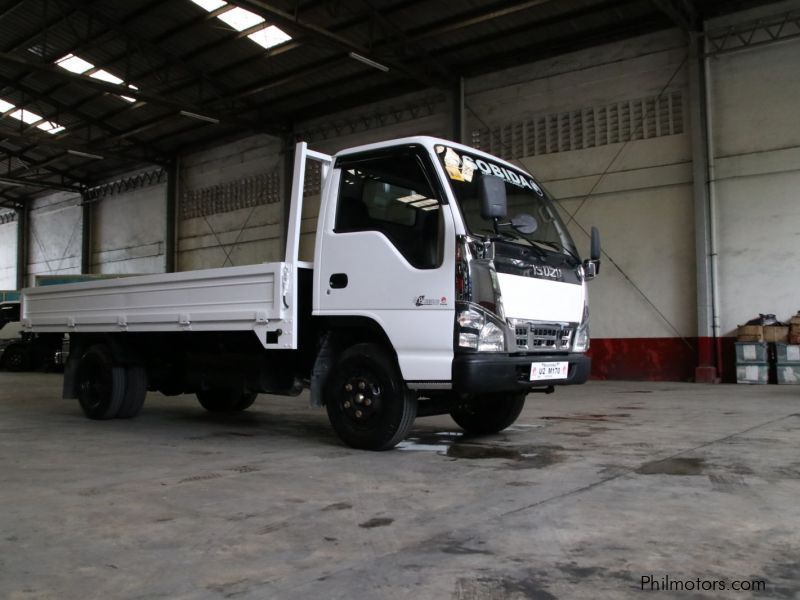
<box><xmin>414</xmin><ymin>295</ymin><xmax>448</xmax><ymax>307</ymax></box>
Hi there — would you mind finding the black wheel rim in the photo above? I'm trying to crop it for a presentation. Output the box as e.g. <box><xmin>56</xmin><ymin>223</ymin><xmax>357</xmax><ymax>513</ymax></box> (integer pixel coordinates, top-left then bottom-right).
<box><xmin>6</xmin><ymin>349</ymin><xmax>22</xmax><ymax>369</ymax></box>
<box><xmin>78</xmin><ymin>355</ymin><xmax>112</xmax><ymax>411</ymax></box>
<box><xmin>337</xmin><ymin>367</ymin><xmax>384</xmax><ymax>429</ymax></box>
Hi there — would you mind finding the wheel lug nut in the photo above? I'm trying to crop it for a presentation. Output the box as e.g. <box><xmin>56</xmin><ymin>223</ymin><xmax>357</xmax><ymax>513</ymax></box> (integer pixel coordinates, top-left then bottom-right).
<box><xmin>344</xmin><ymin>383</ymin><xmax>353</xmax><ymax>392</ymax></box>
<box><xmin>355</xmin><ymin>410</ymin><xmax>363</xmax><ymax>418</ymax></box>
<box><xmin>358</xmin><ymin>381</ymin><xmax>366</xmax><ymax>390</ymax></box>
<box><xmin>343</xmin><ymin>401</ymin><xmax>351</xmax><ymax>408</ymax></box>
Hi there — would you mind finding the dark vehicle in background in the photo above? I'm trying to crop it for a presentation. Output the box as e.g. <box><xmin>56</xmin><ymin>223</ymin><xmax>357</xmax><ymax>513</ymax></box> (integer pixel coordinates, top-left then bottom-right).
<box><xmin>0</xmin><ymin>301</ymin><xmax>62</xmax><ymax>372</ymax></box>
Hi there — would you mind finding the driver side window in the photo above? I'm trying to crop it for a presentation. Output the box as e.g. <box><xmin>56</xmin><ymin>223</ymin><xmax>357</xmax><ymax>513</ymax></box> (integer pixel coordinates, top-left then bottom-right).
<box><xmin>335</xmin><ymin>152</ymin><xmax>443</xmax><ymax>270</ymax></box>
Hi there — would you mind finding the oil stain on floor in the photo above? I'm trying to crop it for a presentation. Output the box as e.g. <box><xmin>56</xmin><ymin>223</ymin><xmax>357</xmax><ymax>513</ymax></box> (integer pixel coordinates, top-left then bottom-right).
<box><xmin>636</xmin><ymin>457</ymin><xmax>705</xmax><ymax>476</ymax></box>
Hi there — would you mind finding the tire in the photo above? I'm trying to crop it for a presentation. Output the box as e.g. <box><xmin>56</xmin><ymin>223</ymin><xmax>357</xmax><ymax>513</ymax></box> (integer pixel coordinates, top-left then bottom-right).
<box><xmin>117</xmin><ymin>366</ymin><xmax>147</xmax><ymax>419</ymax></box>
<box><xmin>324</xmin><ymin>343</ymin><xmax>417</xmax><ymax>450</ymax></box>
<box><xmin>76</xmin><ymin>344</ymin><xmax>126</xmax><ymax>420</ymax></box>
<box><xmin>450</xmin><ymin>393</ymin><xmax>527</xmax><ymax>435</ymax></box>
<box><xmin>2</xmin><ymin>343</ymin><xmax>30</xmax><ymax>372</ymax></box>
<box><xmin>196</xmin><ymin>389</ymin><xmax>257</xmax><ymax>412</ymax></box>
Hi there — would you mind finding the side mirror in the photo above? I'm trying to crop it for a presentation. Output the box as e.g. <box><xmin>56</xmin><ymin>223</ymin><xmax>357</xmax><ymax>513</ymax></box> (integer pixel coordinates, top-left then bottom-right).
<box><xmin>590</xmin><ymin>226</ymin><xmax>601</xmax><ymax>261</ymax></box>
<box><xmin>584</xmin><ymin>226</ymin><xmax>601</xmax><ymax>279</ymax></box>
<box><xmin>479</xmin><ymin>175</ymin><xmax>507</xmax><ymax>221</ymax></box>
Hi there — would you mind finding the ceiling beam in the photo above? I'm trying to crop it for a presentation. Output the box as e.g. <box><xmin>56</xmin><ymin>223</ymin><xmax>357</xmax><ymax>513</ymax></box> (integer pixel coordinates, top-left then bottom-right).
<box><xmin>457</xmin><ymin>15</ymin><xmax>668</xmax><ymax>76</ymax></box>
<box><xmin>0</xmin><ymin>51</ymin><xmax>284</xmax><ymax>135</ymax></box>
<box><xmin>0</xmin><ymin>73</ymin><xmax>166</xmax><ymax>158</ymax></box>
<box><xmin>233</xmin><ymin>0</ymin><xmax>449</xmax><ymax>90</ymax></box>
<box><xmin>650</xmin><ymin>0</ymin><xmax>698</xmax><ymax>31</ymax></box>
<box><xmin>0</xmin><ymin>143</ymin><xmax>85</xmax><ymax>184</ymax></box>
<box><xmin>379</xmin><ymin>0</ymin><xmax>560</xmax><ymax>47</ymax></box>
<box><xmin>0</xmin><ymin>127</ymin><xmax>165</xmax><ymax>165</ymax></box>
<box><xmin>0</xmin><ymin>174</ymin><xmax>80</xmax><ymax>193</ymax></box>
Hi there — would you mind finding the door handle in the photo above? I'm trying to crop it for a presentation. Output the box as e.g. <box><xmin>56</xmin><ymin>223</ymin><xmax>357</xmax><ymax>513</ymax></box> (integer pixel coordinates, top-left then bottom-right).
<box><xmin>329</xmin><ymin>273</ymin><xmax>348</xmax><ymax>289</ymax></box>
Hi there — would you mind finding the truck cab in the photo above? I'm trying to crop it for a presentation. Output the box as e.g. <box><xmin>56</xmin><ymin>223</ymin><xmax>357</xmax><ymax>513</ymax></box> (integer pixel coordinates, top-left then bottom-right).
<box><xmin>307</xmin><ymin>137</ymin><xmax>599</xmax><ymax>448</ymax></box>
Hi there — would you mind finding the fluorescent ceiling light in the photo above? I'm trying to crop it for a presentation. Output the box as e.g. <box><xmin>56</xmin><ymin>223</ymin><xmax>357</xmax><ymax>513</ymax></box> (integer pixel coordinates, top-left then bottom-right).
<box><xmin>189</xmin><ymin>0</ymin><xmax>292</xmax><ymax>50</ymax></box>
<box><xmin>0</xmin><ymin>99</ymin><xmax>15</xmax><ymax>113</ymax></box>
<box><xmin>348</xmin><ymin>52</ymin><xmax>389</xmax><ymax>72</ymax></box>
<box><xmin>180</xmin><ymin>110</ymin><xmax>220</xmax><ymax>124</ymax></box>
<box><xmin>55</xmin><ymin>53</ymin><xmax>139</xmax><ymax>103</ymax></box>
<box><xmin>67</xmin><ymin>149</ymin><xmax>104</xmax><ymax>160</ymax></box>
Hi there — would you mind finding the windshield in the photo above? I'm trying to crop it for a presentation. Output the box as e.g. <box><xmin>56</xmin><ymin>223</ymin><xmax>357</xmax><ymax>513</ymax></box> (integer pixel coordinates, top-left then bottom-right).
<box><xmin>434</xmin><ymin>145</ymin><xmax>577</xmax><ymax>258</ymax></box>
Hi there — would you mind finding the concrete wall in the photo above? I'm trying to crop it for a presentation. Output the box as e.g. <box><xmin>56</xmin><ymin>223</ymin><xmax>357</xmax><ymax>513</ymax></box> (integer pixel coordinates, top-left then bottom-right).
<box><xmin>708</xmin><ymin>22</ymin><xmax>800</xmax><ymax>334</ymax></box>
<box><xmin>0</xmin><ymin>215</ymin><xmax>17</xmax><ymax>289</ymax></box>
<box><xmin>178</xmin><ymin>134</ymin><xmax>284</xmax><ymax>270</ymax></box>
<box><xmin>92</xmin><ymin>181</ymin><xmax>167</xmax><ymax>275</ymax></box>
<box><xmin>26</xmin><ymin>192</ymin><xmax>82</xmax><ymax>287</ymax></box>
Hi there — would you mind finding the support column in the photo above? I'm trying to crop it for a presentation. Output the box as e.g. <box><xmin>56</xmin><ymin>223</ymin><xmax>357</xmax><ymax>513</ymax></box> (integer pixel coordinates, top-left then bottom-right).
<box><xmin>81</xmin><ymin>194</ymin><xmax>92</xmax><ymax>274</ymax></box>
<box><xmin>15</xmin><ymin>202</ymin><xmax>27</xmax><ymax>289</ymax></box>
<box><xmin>452</xmin><ymin>76</ymin><xmax>465</xmax><ymax>144</ymax></box>
<box><xmin>688</xmin><ymin>31</ymin><xmax>717</xmax><ymax>383</ymax></box>
<box><xmin>165</xmin><ymin>158</ymin><xmax>179</xmax><ymax>273</ymax></box>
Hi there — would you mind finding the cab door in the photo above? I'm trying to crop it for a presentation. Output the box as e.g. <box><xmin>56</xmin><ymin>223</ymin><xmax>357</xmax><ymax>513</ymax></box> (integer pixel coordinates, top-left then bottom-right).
<box><xmin>314</xmin><ymin>145</ymin><xmax>456</xmax><ymax>383</ymax></box>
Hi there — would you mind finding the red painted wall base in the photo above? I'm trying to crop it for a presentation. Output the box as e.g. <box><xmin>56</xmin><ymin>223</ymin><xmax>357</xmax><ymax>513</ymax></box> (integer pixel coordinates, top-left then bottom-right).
<box><xmin>588</xmin><ymin>337</ymin><xmax>738</xmax><ymax>383</ymax></box>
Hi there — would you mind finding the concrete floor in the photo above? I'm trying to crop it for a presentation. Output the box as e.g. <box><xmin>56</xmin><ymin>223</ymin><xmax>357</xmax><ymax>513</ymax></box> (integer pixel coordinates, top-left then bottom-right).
<box><xmin>0</xmin><ymin>374</ymin><xmax>798</xmax><ymax>600</ymax></box>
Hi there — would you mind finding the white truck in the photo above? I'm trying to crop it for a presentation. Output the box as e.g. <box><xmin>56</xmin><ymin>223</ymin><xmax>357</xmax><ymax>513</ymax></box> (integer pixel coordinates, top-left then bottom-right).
<box><xmin>22</xmin><ymin>136</ymin><xmax>600</xmax><ymax>450</ymax></box>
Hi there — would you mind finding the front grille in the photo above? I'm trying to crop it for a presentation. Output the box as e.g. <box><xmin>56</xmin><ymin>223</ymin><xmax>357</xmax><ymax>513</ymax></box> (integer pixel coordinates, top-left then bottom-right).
<box><xmin>513</xmin><ymin>321</ymin><xmax>573</xmax><ymax>352</ymax></box>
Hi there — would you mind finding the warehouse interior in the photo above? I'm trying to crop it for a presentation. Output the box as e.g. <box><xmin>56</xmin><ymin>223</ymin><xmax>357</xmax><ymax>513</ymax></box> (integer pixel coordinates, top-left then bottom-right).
<box><xmin>1</xmin><ymin>0</ymin><xmax>799</xmax><ymax>598</ymax></box>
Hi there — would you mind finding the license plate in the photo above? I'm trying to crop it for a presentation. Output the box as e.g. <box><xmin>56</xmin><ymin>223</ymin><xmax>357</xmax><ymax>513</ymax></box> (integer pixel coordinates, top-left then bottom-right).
<box><xmin>530</xmin><ymin>361</ymin><xmax>569</xmax><ymax>381</ymax></box>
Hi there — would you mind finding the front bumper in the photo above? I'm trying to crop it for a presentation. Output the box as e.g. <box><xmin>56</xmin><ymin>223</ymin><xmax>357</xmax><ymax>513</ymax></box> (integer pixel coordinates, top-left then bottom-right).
<box><xmin>452</xmin><ymin>352</ymin><xmax>591</xmax><ymax>394</ymax></box>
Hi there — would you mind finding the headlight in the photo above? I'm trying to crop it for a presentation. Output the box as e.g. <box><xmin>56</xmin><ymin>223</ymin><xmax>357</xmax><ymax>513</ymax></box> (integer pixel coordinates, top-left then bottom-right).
<box><xmin>573</xmin><ymin>322</ymin><xmax>590</xmax><ymax>352</ymax></box>
<box><xmin>478</xmin><ymin>321</ymin><xmax>505</xmax><ymax>352</ymax></box>
<box><xmin>456</xmin><ymin>303</ymin><xmax>507</xmax><ymax>353</ymax></box>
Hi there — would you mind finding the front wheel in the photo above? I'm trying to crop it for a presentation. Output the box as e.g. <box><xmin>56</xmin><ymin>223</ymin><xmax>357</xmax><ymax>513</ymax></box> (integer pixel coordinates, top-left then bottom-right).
<box><xmin>450</xmin><ymin>393</ymin><xmax>527</xmax><ymax>435</ymax></box>
<box><xmin>324</xmin><ymin>343</ymin><xmax>416</xmax><ymax>450</ymax></box>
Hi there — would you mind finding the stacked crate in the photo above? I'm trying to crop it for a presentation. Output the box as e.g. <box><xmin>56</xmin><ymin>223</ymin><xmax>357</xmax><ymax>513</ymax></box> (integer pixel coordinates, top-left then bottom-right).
<box><xmin>776</xmin><ymin>343</ymin><xmax>800</xmax><ymax>385</ymax></box>
<box><xmin>735</xmin><ymin>340</ymin><xmax>770</xmax><ymax>384</ymax></box>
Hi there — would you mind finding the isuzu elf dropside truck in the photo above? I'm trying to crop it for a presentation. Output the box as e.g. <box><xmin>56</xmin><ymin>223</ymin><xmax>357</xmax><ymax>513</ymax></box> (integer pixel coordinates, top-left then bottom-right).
<box><xmin>22</xmin><ymin>136</ymin><xmax>601</xmax><ymax>450</ymax></box>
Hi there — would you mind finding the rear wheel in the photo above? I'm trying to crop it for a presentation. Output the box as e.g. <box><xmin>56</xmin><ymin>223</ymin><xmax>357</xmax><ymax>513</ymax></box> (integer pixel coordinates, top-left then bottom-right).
<box><xmin>196</xmin><ymin>389</ymin><xmax>257</xmax><ymax>412</ymax></box>
<box><xmin>76</xmin><ymin>344</ymin><xmax>126</xmax><ymax>420</ymax></box>
<box><xmin>117</xmin><ymin>366</ymin><xmax>148</xmax><ymax>419</ymax></box>
<box><xmin>2</xmin><ymin>343</ymin><xmax>30</xmax><ymax>372</ymax></box>
<box><xmin>450</xmin><ymin>393</ymin><xmax>526</xmax><ymax>435</ymax></box>
<box><xmin>324</xmin><ymin>343</ymin><xmax>416</xmax><ymax>450</ymax></box>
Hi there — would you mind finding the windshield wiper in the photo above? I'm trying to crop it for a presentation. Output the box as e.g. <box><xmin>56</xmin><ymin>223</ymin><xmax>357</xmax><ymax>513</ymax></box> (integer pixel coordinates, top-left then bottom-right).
<box><xmin>530</xmin><ymin>239</ymin><xmax>580</xmax><ymax>263</ymax></box>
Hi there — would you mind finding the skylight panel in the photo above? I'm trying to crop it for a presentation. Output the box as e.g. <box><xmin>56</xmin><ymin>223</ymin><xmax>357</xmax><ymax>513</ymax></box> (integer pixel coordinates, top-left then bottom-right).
<box><xmin>10</xmin><ymin>108</ymin><xmax>40</xmax><ymax>124</ymax></box>
<box><xmin>55</xmin><ymin>53</ymin><xmax>139</xmax><ymax>103</ymax></box>
<box><xmin>55</xmin><ymin>53</ymin><xmax>93</xmax><ymax>74</ymax></box>
<box><xmin>0</xmin><ymin>100</ymin><xmax>64</xmax><ymax>135</ymax></box>
<box><xmin>248</xmin><ymin>25</ymin><xmax>291</xmax><ymax>49</ymax></box>
<box><xmin>189</xmin><ymin>0</ymin><xmax>292</xmax><ymax>50</ymax></box>
<box><xmin>90</xmin><ymin>69</ymin><xmax>124</xmax><ymax>85</ymax></box>
<box><xmin>190</xmin><ymin>0</ymin><xmax>227</xmax><ymax>11</ymax></box>
<box><xmin>37</xmin><ymin>121</ymin><xmax>65</xmax><ymax>134</ymax></box>
<box><xmin>217</xmin><ymin>6</ymin><xmax>264</xmax><ymax>31</ymax></box>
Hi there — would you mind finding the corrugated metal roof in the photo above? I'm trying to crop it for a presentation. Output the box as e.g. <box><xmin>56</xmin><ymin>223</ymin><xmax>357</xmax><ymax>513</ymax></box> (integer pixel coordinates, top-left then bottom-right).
<box><xmin>0</xmin><ymin>0</ymin><xmax>773</xmax><ymax>202</ymax></box>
